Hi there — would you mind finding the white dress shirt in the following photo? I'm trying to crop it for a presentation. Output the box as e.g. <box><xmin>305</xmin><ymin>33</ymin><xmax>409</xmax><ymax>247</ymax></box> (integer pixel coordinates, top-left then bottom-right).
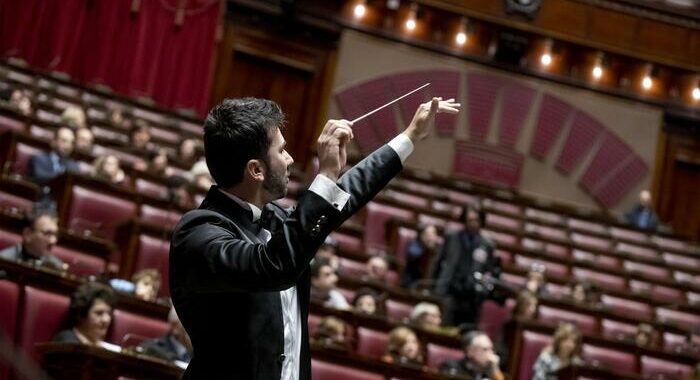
<box><xmin>221</xmin><ymin>133</ymin><xmax>414</xmax><ymax>380</ymax></box>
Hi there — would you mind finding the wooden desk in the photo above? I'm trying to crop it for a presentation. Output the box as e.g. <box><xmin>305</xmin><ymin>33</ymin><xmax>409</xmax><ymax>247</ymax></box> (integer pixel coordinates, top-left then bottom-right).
<box><xmin>555</xmin><ymin>363</ymin><xmax>640</xmax><ymax>380</ymax></box>
<box><xmin>37</xmin><ymin>343</ymin><xmax>183</xmax><ymax>380</ymax></box>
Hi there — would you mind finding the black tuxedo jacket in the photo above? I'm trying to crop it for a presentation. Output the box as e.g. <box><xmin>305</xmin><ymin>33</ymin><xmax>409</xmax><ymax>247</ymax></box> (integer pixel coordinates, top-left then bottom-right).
<box><xmin>170</xmin><ymin>144</ymin><xmax>402</xmax><ymax>380</ymax></box>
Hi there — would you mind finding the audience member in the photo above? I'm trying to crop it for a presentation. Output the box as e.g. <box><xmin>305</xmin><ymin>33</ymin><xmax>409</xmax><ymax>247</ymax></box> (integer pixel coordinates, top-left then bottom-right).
<box><xmin>624</xmin><ymin>190</ymin><xmax>659</xmax><ymax>231</ymax></box>
<box><xmin>75</xmin><ymin>127</ymin><xmax>94</xmax><ymax>154</ymax></box>
<box><xmin>532</xmin><ymin>323</ymin><xmax>582</xmax><ymax>380</ymax></box>
<box><xmin>167</xmin><ymin>175</ymin><xmax>196</xmax><ymax>209</ymax></box>
<box><xmin>28</xmin><ymin>127</ymin><xmax>79</xmax><ymax>184</ymax></box>
<box><xmin>524</xmin><ymin>263</ymin><xmax>547</xmax><ymax>296</ymax></box>
<box><xmin>440</xmin><ymin>331</ymin><xmax>504</xmax><ymax>380</ymax></box>
<box><xmin>401</xmin><ymin>223</ymin><xmax>440</xmax><ymax>288</ymax></box>
<box><xmin>364</xmin><ymin>255</ymin><xmax>389</xmax><ymax>283</ymax></box>
<box><xmin>352</xmin><ymin>287</ymin><xmax>380</xmax><ymax>315</ymax></box>
<box><xmin>53</xmin><ymin>282</ymin><xmax>116</xmax><ymax>347</ymax></box>
<box><xmin>431</xmin><ymin>205</ymin><xmax>501</xmax><ymax>326</ymax></box>
<box><xmin>311</xmin><ymin>316</ymin><xmax>347</xmax><ymax>350</ymax></box>
<box><xmin>310</xmin><ymin>258</ymin><xmax>350</xmax><ymax>310</ymax></box>
<box><xmin>680</xmin><ymin>329</ymin><xmax>700</xmax><ymax>355</ymax></box>
<box><xmin>9</xmin><ymin>88</ymin><xmax>32</xmax><ymax>115</ymax></box>
<box><xmin>146</xmin><ymin>148</ymin><xmax>172</xmax><ymax>177</ymax></box>
<box><xmin>108</xmin><ymin>107</ymin><xmax>126</xmax><ymax>127</ymax></box>
<box><xmin>0</xmin><ymin>211</ymin><xmax>65</xmax><ymax>271</ymax></box>
<box><xmin>498</xmin><ymin>291</ymin><xmax>540</xmax><ymax>370</ymax></box>
<box><xmin>409</xmin><ymin>302</ymin><xmax>442</xmax><ymax>330</ymax></box>
<box><xmin>129</xmin><ymin>120</ymin><xmax>153</xmax><ymax>154</ymax></box>
<box><xmin>189</xmin><ymin>159</ymin><xmax>214</xmax><ymax>192</ymax></box>
<box><xmin>91</xmin><ymin>154</ymin><xmax>126</xmax><ymax>186</ymax></box>
<box><xmin>60</xmin><ymin>105</ymin><xmax>87</xmax><ymax>129</ymax></box>
<box><xmin>316</xmin><ymin>236</ymin><xmax>340</xmax><ymax>271</ymax></box>
<box><xmin>382</xmin><ymin>326</ymin><xmax>424</xmax><ymax>367</ymax></box>
<box><xmin>177</xmin><ymin>138</ymin><xmax>200</xmax><ymax>167</ymax></box>
<box><xmin>513</xmin><ymin>290</ymin><xmax>539</xmax><ymax>320</ymax></box>
<box><xmin>633</xmin><ymin>323</ymin><xmax>655</xmax><ymax>348</ymax></box>
<box><xmin>139</xmin><ymin>306</ymin><xmax>193</xmax><ymax>363</ymax></box>
<box><xmin>132</xmin><ymin>268</ymin><xmax>161</xmax><ymax>302</ymax></box>
<box><xmin>567</xmin><ymin>281</ymin><xmax>597</xmax><ymax>305</ymax></box>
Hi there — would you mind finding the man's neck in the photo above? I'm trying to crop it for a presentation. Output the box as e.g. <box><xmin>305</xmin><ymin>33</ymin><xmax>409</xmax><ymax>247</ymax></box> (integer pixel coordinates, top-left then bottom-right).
<box><xmin>224</xmin><ymin>184</ymin><xmax>265</xmax><ymax>209</ymax></box>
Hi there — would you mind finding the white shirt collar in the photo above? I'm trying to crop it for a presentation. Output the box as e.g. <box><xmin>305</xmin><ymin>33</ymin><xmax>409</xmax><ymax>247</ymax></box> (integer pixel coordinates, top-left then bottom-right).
<box><xmin>218</xmin><ymin>188</ymin><xmax>262</xmax><ymax>221</ymax></box>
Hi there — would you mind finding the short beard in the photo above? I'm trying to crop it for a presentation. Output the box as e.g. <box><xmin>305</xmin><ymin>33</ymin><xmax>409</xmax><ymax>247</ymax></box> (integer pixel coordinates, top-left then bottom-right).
<box><xmin>262</xmin><ymin>160</ymin><xmax>287</xmax><ymax>200</ymax></box>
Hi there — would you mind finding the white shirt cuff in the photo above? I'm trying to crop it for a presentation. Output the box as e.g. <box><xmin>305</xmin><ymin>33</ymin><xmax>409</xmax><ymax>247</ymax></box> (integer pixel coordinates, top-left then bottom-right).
<box><xmin>387</xmin><ymin>133</ymin><xmax>414</xmax><ymax>164</ymax></box>
<box><xmin>308</xmin><ymin>174</ymin><xmax>350</xmax><ymax>211</ymax></box>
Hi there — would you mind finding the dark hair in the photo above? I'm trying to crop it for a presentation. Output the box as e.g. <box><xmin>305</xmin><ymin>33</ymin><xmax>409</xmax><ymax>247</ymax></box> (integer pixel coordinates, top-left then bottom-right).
<box><xmin>129</xmin><ymin>119</ymin><xmax>150</xmax><ymax>138</ymax></box>
<box><xmin>203</xmin><ymin>98</ymin><xmax>285</xmax><ymax>188</ymax></box>
<box><xmin>461</xmin><ymin>330</ymin><xmax>487</xmax><ymax>349</ymax></box>
<box><xmin>310</xmin><ymin>258</ymin><xmax>333</xmax><ymax>279</ymax></box>
<box><xmin>352</xmin><ymin>287</ymin><xmax>379</xmax><ymax>306</ymax></box>
<box><xmin>25</xmin><ymin>210</ymin><xmax>57</xmax><ymax>231</ymax></box>
<box><xmin>459</xmin><ymin>204</ymin><xmax>486</xmax><ymax>225</ymax></box>
<box><xmin>67</xmin><ymin>282</ymin><xmax>116</xmax><ymax>328</ymax></box>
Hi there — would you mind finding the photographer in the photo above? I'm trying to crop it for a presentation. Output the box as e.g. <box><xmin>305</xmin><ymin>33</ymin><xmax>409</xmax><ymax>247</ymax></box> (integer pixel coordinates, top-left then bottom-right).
<box><xmin>430</xmin><ymin>204</ymin><xmax>503</xmax><ymax>326</ymax></box>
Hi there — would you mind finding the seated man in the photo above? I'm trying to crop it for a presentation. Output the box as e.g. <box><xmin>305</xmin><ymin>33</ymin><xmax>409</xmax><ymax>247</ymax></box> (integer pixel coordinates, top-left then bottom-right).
<box><xmin>624</xmin><ymin>190</ymin><xmax>659</xmax><ymax>231</ymax></box>
<box><xmin>139</xmin><ymin>306</ymin><xmax>193</xmax><ymax>363</ymax></box>
<box><xmin>409</xmin><ymin>302</ymin><xmax>442</xmax><ymax>330</ymax></box>
<box><xmin>440</xmin><ymin>331</ymin><xmax>504</xmax><ymax>380</ymax></box>
<box><xmin>0</xmin><ymin>211</ymin><xmax>65</xmax><ymax>270</ymax></box>
<box><xmin>310</xmin><ymin>258</ymin><xmax>350</xmax><ymax>310</ymax></box>
<box><xmin>363</xmin><ymin>255</ymin><xmax>389</xmax><ymax>283</ymax></box>
<box><xmin>75</xmin><ymin>127</ymin><xmax>94</xmax><ymax>154</ymax></box>
<box><xmin>28</xmin><ymin>127</ymin><xmax>80</xmax><ymax>184</ymax></box>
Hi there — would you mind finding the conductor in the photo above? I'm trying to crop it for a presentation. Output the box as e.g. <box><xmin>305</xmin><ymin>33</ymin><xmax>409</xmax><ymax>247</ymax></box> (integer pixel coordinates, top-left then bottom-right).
<box><xmin>170</xmin><ymin>96</ymin><xmax>460</xmax><ymax>379</ymax></box>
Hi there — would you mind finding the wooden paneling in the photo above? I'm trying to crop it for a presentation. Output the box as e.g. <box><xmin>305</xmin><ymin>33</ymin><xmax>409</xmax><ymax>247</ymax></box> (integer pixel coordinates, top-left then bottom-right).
<box><xmin>656</xmin><ymin>115</ymin><xmax>700</xmax><ymax>240</ymax></box>
<box><xmin>209</xmin><ymin>5</ymin><xmax>340</xmax><ymax>167</ymax></box>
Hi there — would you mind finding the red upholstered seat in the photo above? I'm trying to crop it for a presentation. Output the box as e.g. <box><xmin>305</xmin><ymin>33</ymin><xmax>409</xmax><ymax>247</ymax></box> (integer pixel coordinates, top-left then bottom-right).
<box><xmin>570</xmin><ymin>232</ymin><xmax>611</xmax><ymax>251</ymax></box>
<box><xmin>600</xmin><ymin>319</ymin><xmax>637</xmax><ymax>341</ymax></box>
<box><xmin>572</xmin><ymin>267</ymin><xmax>626</xmax><ymax>290</ymax></box>
<box><xmin>355</xmin><ymin>327</ymin><xmax>388</xmax><ymax>359</ymax></box>
<box><xmin>139</xmin><ymin>204</ymin><xmax>182</xmax><ymax>229</ymax></box>
<box><xmin>537</xmin><ymin>305</ymin><xmax>598</xmax><ymax>334</ymax></box>
<box><xmin>134</xmin><ymin>178</ymin><xmax>169</xmax><ymax>200</ymax></box>
<box><xmin>108</xmin><ymin>309</ymin><xmax>169</xmax><ymax>346</ymax></box>
<box><xmin>0</xmin><ymin>115</ymin><xmax>24</xmax><ymax>133</ymax></box>
<box><xmin>0</xmin><ymin>229</ymin><xmax>21</xmax><ymax>250</ymax></box>
<box><xmin>486</xmin><ymin>214</ymin><xmax>521</xmax><ymax>231</ymax></box>
<box><xmin>52</xmin><ymin>246</ymin><xmax>106</xmax><ymax>277</ymax></box>
<box><xmin>640</xmin><ymin>356</ymin><xmax>693</xmax><ymax>380</ymax></box>
<box><xmin>655</xmin><ymin>307</ymin><xmax>700</xmax><ymax>330</ymax></box>
<box><xmin>623</xmin><ymin>260</ymin><xmax>669</xmax><ymax>280</ymax></box>
<box><xmin>329</xmin><ymin>232</ymin><xmax>363</xmax><ymax>253</ymax></box>
<box><xmin>663</xmin><ymin>332</ymin><xmax>687</xmax><ymax>352</ymax></box>
<box><xmin>66</xmin><ymin>186</ymin><xmax>137</xmax><ymax>242</ymax></box>
<box><xmin>662</xmin><ymin>252</ymin><xmax>700</xmax><ymax>270</ymax></box>
<box><xmin>16</xmin><ymin>287</ymin><xmax>70</xmax><ymax>360</ymax></box>
<box><xmin>516</xmin><ymin>330</ymin><xmax>551</xmax><ymax>380</ymax></box>
<box><xmin>13</xmin><ymin>143</ymin><xmax>43</xmax><ymax>176</ymax></box>
<box><xmin>581</xmin><ymin>344</ymin><xmax>636</xmax><ymax>374</ymax></box>
<box><xmin>630</xmin><ymin>280</ymin><xmax>685</xmax><ymax>303</ymax></box>
<box><xmin>479</xmin><ymin>299</ymin><xmax>514</xmax><ymax>343</ymax></box>
<box><xmin>426</xmin><ymin>343</ymin><xmax>463</xmax><ymax>368</ymax></box>
<box><xmin>311</xmin><ymin>359</ymin><xmax>383</xmax><ymax>380</ymax></box>
<box><xmin>134</xmin><ymin>234</ymin><xmax>170</xmax><ymax>296</ymax></box>
<box><xmin>394</xmin><ymin>227</ymin><xmax>417</xmax><ymax>264</ymax></box>
<box><xmin>600</xmin><ymin>295</ymin><xmax>653</xmax><ymax>319</ymax></box>
<box><xmin>364</xmin><ymin>202</ymin><xmax>414</xmax><ymax>250</ymax></box>
<box><xmin>0</xmin><ymin>190</ymin><xmax>33</xmax><ymax>211</ymax></box>
<box><xmin>338</xmin><ymin>258</ymin><xmax>366</xmax><ymax>278</ymax></box>
<box><xmin>0</xmin><ymin>280</ymin><xmax>19</xmax><ymax>380</ymax></box>
<box><xmin>308</xmin><ymin>314</ymin><xmax>322</xmax><ymax>336</ymax></box>
<box><xmin>382</xmin><ymin>189</ymin><xmax>429</xmax><ymax>209</ymax></box>
<box><xmin>385</xmin><ymin>299</ymin><xmax>413</xmax><ymax>321</ymax></box>
<box><xmin>513</xmin><ymin>255</ymin><xmax>569</xmax><ymax>279</ymax></box>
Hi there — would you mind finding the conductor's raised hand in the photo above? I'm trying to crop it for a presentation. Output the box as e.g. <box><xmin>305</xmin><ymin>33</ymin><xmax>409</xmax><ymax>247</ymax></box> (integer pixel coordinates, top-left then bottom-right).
<box><xmin>317</xmin><ymin>119</ymin><xmax>354</xmax><ymax>181</ymax></box>
<box><xmin>404</xmin><ymin>97</ymin><xmax>461</xmax><ymax>143</ymax></box>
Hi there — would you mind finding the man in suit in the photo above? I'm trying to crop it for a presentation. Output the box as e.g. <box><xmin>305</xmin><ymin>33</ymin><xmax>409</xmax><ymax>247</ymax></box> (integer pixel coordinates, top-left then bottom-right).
<box><xmin>139</xmin><ymin>306</ymin><xmax>192</xmax><ymax>363</ymax></box>
<box><xmin>624</xmin><ymin>189</ymin><xmax>659</xmax><ymax>231</ymax></box>
<box><xmin>28</xmin><ymin>127</ymin><xmax>80</xmax><ymax>185</ymax></box>
<box><xmin>430</xmin><ymin>205</ymin><xmax>502</xmax><ymax>326</ymax></box>
<box><xmin>0</xmin><ymin>211</ymin><xmax>65</xmax><ymax>270</ymax></box>
<box><xmin>170</xmin><ymin>96</ymin><xmax>460</xmax><ymax>379</ymax></box>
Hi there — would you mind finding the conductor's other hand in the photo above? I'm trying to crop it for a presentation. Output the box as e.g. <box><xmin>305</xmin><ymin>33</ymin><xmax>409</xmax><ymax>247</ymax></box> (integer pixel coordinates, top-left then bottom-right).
<box><xmin>318</xmin><ymin>119</ymin><xmax>354</xmax><ymax>182</ymax></box>
<box><xmin>404</xmin><ymin>97</ymin><xmax>461</xmax><ymax>143</ymax></box>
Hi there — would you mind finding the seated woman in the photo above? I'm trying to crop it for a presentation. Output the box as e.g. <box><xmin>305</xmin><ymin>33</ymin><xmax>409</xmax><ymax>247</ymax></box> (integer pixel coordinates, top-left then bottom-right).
<box><xmin>132</xmin><ymin>268</ymin><xmax>161</xmax><ymax>302</ymax></box>
<box><xmin>532</xmin><ymin>323</ymin><xmax>582</xmax><ymax>380</ymax></box>
<box><xmin>382</xmin><ymin>326</ymin><xmax>424</xmax><ymax>367</ymax></box>
<box><xmin>53</xmin><ymin>283</ymin><xmax>116</xmax><ymax>347</ymax></box>
<box><xmin>513</xmin><ymin>290</ymin><xmax>539</xmax><ymax>320</ymax></box>
<box><xmin>352</xmin><ymin>287</ymin><xmax>381</xmax><ymax>316</ymax></box>
<box><xmin>91</xmin><ymin>154</ymin><xmax>127</xmax><ymax>186</ymax></box>
<box><xmin>311</xmin><ymin>316</ymin><xmax>348</xmax><ymax>350</ymax></box>
<box><xmin>567</xmin><ymin>280</ymin><xmax>598</xmax><ymax>306</ymax></box>
<box><xmin>524</xmin><ymin>263</ymin><xmax>547</xmax><ymax>297</ymax></box>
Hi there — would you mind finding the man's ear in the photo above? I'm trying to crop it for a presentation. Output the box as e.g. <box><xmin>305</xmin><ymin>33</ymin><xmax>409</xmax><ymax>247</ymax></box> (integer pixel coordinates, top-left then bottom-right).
<box><xmin>246</xmin><ymin>159</ymin><xmax>265</xmax><ymax>182</ymax></box>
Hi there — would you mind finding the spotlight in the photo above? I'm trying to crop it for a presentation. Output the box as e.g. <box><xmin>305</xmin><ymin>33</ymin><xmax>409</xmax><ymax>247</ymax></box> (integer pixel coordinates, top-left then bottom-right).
<box><xmin>641</xmin><ymin>64</ymin><xmax>655</xmax><ymax>91</ymax></box>
<box><xmin>353</xmin><ymin>2</ymin><xmax>366</xmax><ymax>19</ymax></box>
<box><xmin>455</xmin><ymin>17</ymin><xmax>468</xmax><ymax>46</ymax></box>
<box><xmin>540</xmin><ymin>39</ymin><xmax>553</xmax><ymax>67</ymax></box>
<box><xmin>591</xmin><ymin>52</ymin><xmax>605</xmax><ymax>80</ymax></box>
<box><xmin>642</xmin><ymin>76</ymin><xmax>653</xmax><ymax>90</ymax></box>
<box><xmin>405</xmin><ymin>3</ymin><xmax>417</xmax><ymax>32</ymax></box>
<box><xmin>692</xmin><ymin>78</ymin><xmax>700</xmax><ymax>101</ymax></box>
<box><xmin>592</xmin><ymin>65</ymin><xmax>603</xmax><ymax>79</ymax></box>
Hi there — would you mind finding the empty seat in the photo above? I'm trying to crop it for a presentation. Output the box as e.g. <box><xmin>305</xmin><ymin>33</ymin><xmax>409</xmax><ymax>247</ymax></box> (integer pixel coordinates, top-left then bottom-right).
<box><xmin>12</xmin><ymin>143</ymin><xmax>43</xmax><ymax>176</ymax></box>
<box><xmin>338</xmin><ymin>258</ymin><xmax>365</xmax><ymax>278</ymax></box>
<box><xmin>600</xmin><ymin>319</ymin><xmax>638</xmax><ymax>341</ymax></box>
<box><xmin>0</xmin><ymin>281</ymin><xmax>19</xmax><ymax>380</ymax></box>
<box><xmin>655</xmin><ymin>308</ymin><xmax>700</xmax><ymax>330</ymax></box>
<box><xmin>385</xmin><ymin>299</ymin><xmax>413</xmax><ymax>321</ymax></box>
<box><xmin>311</xmin><ymin>359</ymin><xmax>383</xmax><ymax>380</ymax></box>
<box><xmin>570</xmin><ymin>233</ymin><xmax>611</xmax><ymax>251</ymax></box>
<box><xmin>599</xmin><ymin>295</ymin><xmax>653</xmax><ymax>319</ymax></box>
<box><xmin>662</xmin><ymin>252</ymin><xmax>700</xmax><ymax>270</ymax></box>
<box><xmin>616</xmin><ymin>243</ymin><xmax>657</xmax><ymax>260</ymax></box>
<box><xmin>329</xmin><ymin>232</ymin><xmax>363</xmax><ymax>253</ymax></box>
<box><xmin>425</xmin><ymin>343</ymin><xmax>463</xmax><ymax>368</ymax></box>
<box><xmin>355</xmin><ymin>327</ymin><xmax>388</xmax><ymax>359</ymax></box>
<box><xmin>16</xmin><ymin>287</ymin><xmax>70</xmax><ymax>361</ymax></box>
<box><xmin>0</xmin><ymin>115</ymin><xmax>24</xmax><ymax>133</ymax></box>
<box><xmin>134</xmin><ymin>178</ymin><xmax>169</xmax><ymax>200</ymax></box>
<box><xmin>364</xmin><ymin>202</ymin><xmax>414</xmax><ymax>250</ymax></box>
<box><xmin>537</xmin><ymin>305</ymin><xmax>598</xmax><ymax>334</ymax></box>
<box><xmin>307</xmin><ymin>314</ymin><xmax>322</xmax><ymax>336</ymax></box>
<box><xmin>572</xmin><ymin>267</ymin><xmax>626</xmax><ymax>290</ymax></box>
<box><xmin>0</xmin><ymin>191</ymin><xmax>33</xmax><ymax>211</ymax></box>
<box><xmin>662</xmin><ymin>332</ymin><xmax>687</xmax><ymax>352</ymax></box>
<box><xmin>513</xmin><ymin>255</ymin><xmax>569</xmax><ymax>279</ymax></box>
<box><xmin>52</xmin><ymin>246</ymin><xmax>106</xmax><ymax>277</ymax></box>
<box><xmin>629</xmin><ymin>280</ymin><xmax>685</xmax><ymax>303</ymax></box>
<box><xmin>516</xmin><ymin>330</ymin><xmax>551</xmax><ymax>380</ymax></box>
<box><xmin>479</xmin><ymin>299</ymin><xmax>514</xmax><ymax>343</ymax></box>
<box><xmin>486</xmin><ymin>214</ymin><xmax>521</xmax><ymax>231</ymax></box>
<box><xmin>109</xmin><ymin>309</ymin><xmax>169</xmax><ymax>346</ymax></box>
<box><xmin>482</xmin><ymin>229</ymin><xmax>518</xmax><ymax>246</ymax></box>
<box><xmin>382</xmin><ymin>189</ymin><xmax>429</xmax><ymax>209</ymax></box>
<box><xmin>0</xmin><ymin>229</ymin><xmax>21</xmax><ymax>250</ymax></box>
<box><xmin>640</xmin><ymin>356</ymin><xmax>693</xmax><ymax>380</ymax></box>
<box><xmin>64</xmin><ymin>185</ymin><xmax>137</xmax><ymax>241</ymax></box>
<box><xmin>581</xmin><ymin>344</ymin><xmax>636</xmax><ymax>374</ymax></box>
<box><xmin>609</xmin><ymin>227</ymin><xmax>648</xmax><ymax>243</ymax></box>
<box><xmin>139</xmin><ymin>204</ymin><xmax>182</xmax><ymax>229</ymax></box>
<box><xmin>623</xmin><ymin>260</ymin><xmax>669</xmax><ymax>280</ymax></box>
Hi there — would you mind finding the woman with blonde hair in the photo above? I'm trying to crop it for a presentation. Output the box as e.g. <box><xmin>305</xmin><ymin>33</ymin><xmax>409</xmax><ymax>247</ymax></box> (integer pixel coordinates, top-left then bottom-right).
<box><xmin>532</xmin><ymin>323</ymin><xmax>582</xmax><ymax>380</ymax></box>
<box><xmin>311</xmin><ymin>316</ymin><xmax>347</xmax><ymax>349</ymax></box>
<box><xmin>92</xmin><ymin>154</ymin><xmax>126</xmax><ymax>186</ymax></box>
<box><xmin>382</xmin><ymin>326</ymin><xmax>424</xmax><ymax>366</ymax></box>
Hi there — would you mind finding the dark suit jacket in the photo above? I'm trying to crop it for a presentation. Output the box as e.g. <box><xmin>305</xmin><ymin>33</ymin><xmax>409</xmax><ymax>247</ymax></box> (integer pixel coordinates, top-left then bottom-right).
<box><xmin>624</xmin><ymin>204</ymin><xmax>659</xmax><ymax>230</ymax></box>
<box><xmin>139</xmin><ymin>333</ymin><xmax>192</xmax><ymax>363</ymax></box>
<box><xmin>28</xmin><ymin>151</ymin><xmax>80</xmax><ymax>185</ymax></box>
<box><xmin>170</xmin><ymin>144</ymin><xmax>403</xmax><ymax>380</ymax></box>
